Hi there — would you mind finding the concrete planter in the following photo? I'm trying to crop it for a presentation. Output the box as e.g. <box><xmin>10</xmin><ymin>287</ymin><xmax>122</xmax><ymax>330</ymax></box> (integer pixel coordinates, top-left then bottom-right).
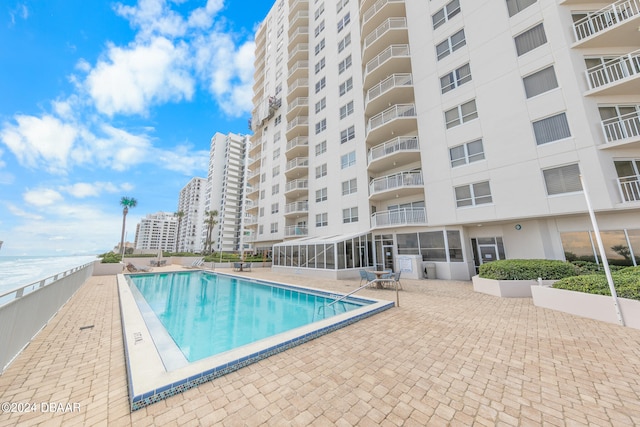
<box><xmin>472</xmin><ymin>276</ymin><xmax>556</xmax><ymax>298</ymax></box>
<box><xmin>92</xmin><ymin>261</ymin><xmax>124</xmax><ymax>276</ymax></box>
<box><xmin>531</xmin><ymin>286</ymin><xmax>640</xmax><ymax>330</ymax></box>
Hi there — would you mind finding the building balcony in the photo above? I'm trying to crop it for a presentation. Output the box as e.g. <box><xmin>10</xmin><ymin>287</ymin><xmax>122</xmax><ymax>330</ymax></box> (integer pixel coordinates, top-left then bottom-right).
<box><xmin>288</xmin><ymin>0</ymin><xmax>308</xmax><ymax>19</ymax></box>
<box><xmin>247</xmin><ymin>155</ymin><xmax>261</xmax><ymax>167</ymax></box>
<box><xmin>361</xmin><ymin>0</ymin><xmax>406</xmax><ymax>37</ymax></box>
<box><xmin>285</xmin><ymin>135</ymin><xmax>309</xmax><ymax>157</ymax></box>
<box><xmin>284</xmin><ymin>178</ymin><xmax>309</xmax><ymax>198</ymax></box>
<box><xmin>285</xmin><ymin>157</ymin><xmax>309</xmax><ymax>178</ymax></box>
<box><xmin>284</xmin><ymin>201</ymin><xmax>309</xmax><ymax>217</ymax></box>
<box><xmin>367</xmin><ymin>136</ymin><xmax>420</xmax><ymax>173</ymax></box>
<box><xmin>365</xmin><ymin>73</ymin><xmax>413</xmax><ymax>116</ymax></box>
<box><xmin>247</xmin><ymin>168</ymin><xmax>261</xmax><ymax>184</ymax></box>
<box><xmin>369</xmin><ymin>171</ymin><xmax>424</xmax><ymax>200</ymax></box>
<box><xmin>572</xmin><ymin>0</ymin><xmax>640</xmax><ymax>48</ymax></box>
<box><xmin>285</xmin><ymin>115</ymin><xmax>309</xmax><ymax>139</ymax></box>
<box><xmin>244</xmin><ymin>215</ymin><xmax>258</xmax><ymax>226</ymax></box>
<box><xmin>288</xmin><ymin>10</ymin><xmax>309</xmax><ymax>35</ymax></box>
<box><xmin>370</xmin><ymin>207</ymin><xmax>427</xmax><ymax>229</ymax></box>
<box><xmin>287</xmin><ymin>43</ymin><xmax>309</xmax><ymax>67</ymax></box>
<box><xmin>585</xmin><ymin>50</ymin><xmax>640</xmax><ymax>95</ymax></box>
<box><xmin>601</xmin><ymin>110</ymin><xmax>640</xmax><ymax>148</ymax></box>
<box><xmin>362</xmin><ymin>18</ymin><xmax>409</xmax><ymax>65</ymax></box>
<box><xmin>617</xmin><ymin>175</ymin><xmax>640</xmax><ymax>202</ymax></box>
<box><xmin>287</xmin><ymin>78</ymin><xmax>309</xmax><ymax>101</ymax></box>
<box><xmin>286</xmin><ymin>97</ymin><xmax>309</xmax><ymax>120</ymax></box>
<box><xmin>284</xmin><ymin>225</ymin><xmax>308</xmax><ymax>238</ymax></box>
<box><xmin>288</xmin><ymin>27</ymin><xmax>309</xmax><ymax>47</ymax></box>
<box><xmin>364</xmin><ymin>44</ymin><xmax>411</xmax><ymax>89</ymax></box>
<box><xmin>287</xmin><ymin>60</ymin><xmax>309</xmax><ymax>81</ymax></box>
<box><xmin>366</xmin><ymin>104</ymin><xmax>417</xmax><ymax>146</ymax></box>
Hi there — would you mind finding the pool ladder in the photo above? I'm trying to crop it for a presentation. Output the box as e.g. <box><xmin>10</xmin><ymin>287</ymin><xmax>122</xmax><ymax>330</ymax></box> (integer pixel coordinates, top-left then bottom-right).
<box><xmin>316</xmin><ymin>279</ymin><xmax>377</xmax><ymax>319</ymax></box>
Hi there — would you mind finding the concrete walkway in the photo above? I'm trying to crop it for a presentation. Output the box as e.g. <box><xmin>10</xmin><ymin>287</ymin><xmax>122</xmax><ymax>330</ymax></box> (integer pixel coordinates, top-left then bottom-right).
<box><xmin>1</xmin><ymin>268</ymin><xmax>640</xmax><ymax>426</ymax></box>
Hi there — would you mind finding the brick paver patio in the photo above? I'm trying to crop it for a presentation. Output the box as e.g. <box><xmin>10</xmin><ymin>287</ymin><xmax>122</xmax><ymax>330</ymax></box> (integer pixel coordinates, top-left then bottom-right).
<box><xmin>1</xmin><ymin>267</ymin><xmax>640</xmax><ymax>426</ymax></box>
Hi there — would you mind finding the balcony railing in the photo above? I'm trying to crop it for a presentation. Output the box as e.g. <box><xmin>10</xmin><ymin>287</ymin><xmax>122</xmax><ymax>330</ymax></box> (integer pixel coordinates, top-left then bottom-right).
<box><xmin>247</xmin><ymin>168</ymin><xmax>260</xmax><ymax>180</ymax></box>
<box><xmin>367</xmin><ymin>104</ymin><xmax>416</xmax><ymax>134</ymax></box>
<box><xmin>371</xmin><ymin>208</ymin><xmax>426</xmax><ymax>228</ymax></box>
<box><xmin>286</xmin><ymin>157</ymin><xmax>309</xmax><ymax>171</ymax></box>
<box><xmin>288</xmin><ymin>61</ymin><xmax>309</xmax><ymax>78</ymax></box>
<box><xmin>369</xmin><ymin>171</ymin><xmax>423</xmax><ymax>194</ymax></box>
<box><xmin>285</xmin><ymin>178</ymin><xmax>309</xmax><ymax>193</ymax></box>
<box><xmin>287</xmin><ymin>116</ymin><xmax>309</xmax><ymax>131</ymax></box>
<box><xmin>287</xmin><ymin>97</ymin><xmax>309</xmax><ymax>113</ymax></box>
<box><xmin>618</xmin><ymin>175</ymin><xmax>640</xmax><ymax>201</ymax></box>
<box><xmin>285</xmin><ymin>201</ymin><xmax>309</xmax><ymax>214</ymax></box>
<box><xmin>602</xmin><ymin>111</ymin><xmax>640</xmax><ymax>142</ymax></box>
<box><xmin>368</xmin><ymin>136</ymin><xmax>419</xmax><ymax>163</ymax></box>
<box><xmin>285</xmin><ymin>225</ymin><xmax>309</xmax><ymax>237</ymax></box>
<box><xmin>585</xmin><ymin>50</ymin><xmax>640</xmax><ymax>90</ymax></box>
<box><xmin>365</xmin><ymin>44</ymin><xmax>410</xmax><ymax>76</ymax></box>
<box><xmin>363</xmin><ymin>17</ymin><xmax>407</xmax><ymax>50</ymax></box>
<box><xmin>288</xmin><ymin>78</ymin><xmax>309</xmax><ymax>93</ymax></box>
<box><xmin>286</xmin><ymin>136</ymin><xmax>309</xmax><ymax>152</ymax></box>
<box><xmin>362</xmin><ymin>0</ymin><xmax>405</xmax><ymax>27</ymax></box>
<box><xmin>365</xmin><ymin>73</ymin><xmax>412</xmax><ymax>105</ymax></box>
<box><xmin>573</xmin><ymin>0</ymin><xmax>640</xmax><ymax>41</ymax></box>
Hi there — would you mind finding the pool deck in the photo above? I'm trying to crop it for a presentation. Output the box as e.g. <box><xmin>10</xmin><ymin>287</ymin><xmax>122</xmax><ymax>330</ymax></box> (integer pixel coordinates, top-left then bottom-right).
<box><xmin>0</xmin><ymin>266</ymin><xmax>639</xmax><ymax>426</ymax></box>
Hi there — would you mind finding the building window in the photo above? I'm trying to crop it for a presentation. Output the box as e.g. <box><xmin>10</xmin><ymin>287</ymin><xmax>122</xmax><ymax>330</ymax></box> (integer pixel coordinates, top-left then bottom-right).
<box><xmin>315</xmin><ymin>97</ymin><xmax>326</xmax><ymax>113</ymax></box>
<box><xmin>340</xmin><ymin>125</ymin><xmax>355</xmax><ymax>143</ymax></box>
<box><xmin>336</xmin><ymin>0</ymin><xmax>349</xmax><ymax>13</ymax></box>
<box><xmin>260</xmin><ymin>190</ymin><xmax>265</xmax><ymax>200</ymax></box>
<box><xmin>314</xmin><ymin>3</ymin><xmax>324</xmax><ymax>20</ymax></box>
<box><xmin>315</xmin><ymin>57</ymin><xmax>326</xmax><ymax>74</ymax></box>
<box><xmin>316</xmin><ymin>163</ymin><xmax>327</xmax><ymax>178</ymax></box>
<box><xmin>258</xmin><ymin>225</ymin><xmax>263</xmax><ymax>234</ymax></box>
<box><xmin>314</xmin><ymin>38</ymin><xmax>325</xmax><ymax>55</ymax></box>
<box><xmin>339</xmin><ymin>77</ymin><xmax>353</xmax><ymax>96</ymax></box>
<box><xmin>316</xmin><ymin>187</ymin><xmax>328</xmax><ymax>202</ymax></box>
<box><xmin>450</xmin><ymin>139</ymin><xmax>485</xmax><ymax>167</ymax></box>
<box><xmin>341</xmin><ymin>151</ymin><xmax>356</xmax><ymax>169</ymax></box>
<box><xmin>445</xmin><ymin>99</ymin><xmax>478</xmax><ymax>129</ymax></box>
<box><xmin>338</xmin><ymin>33</ymin><xmax>351</xmax><ymax>53</ymax></box>
<box><xmin>271</xmin><ymin>184</ymin><xmax>279</xmax><ymax>195</ymax></box>
<box><xmin>523</xmin><ymin>65</ymin><xmax>558</xmax><ymax>98</ymax></box>
<box><xmin>506</xmin><ymin>0</ymin><xmax>537</xmax><ymax>17</ymax></box>
<box><xmin>432</xmin><ymin>0</ymin><xmax>461</xmax><ymax>30</ymax></box>
<box><xmin>316</xmin><ymin>212</ymin><xmax>328</xmax><ymax>227</ymax></box>
<box><xmin>314</xmin><ymin>20</ymin><xmax>325</xmax><ymax>36</ymax></box>
<box><xmin>342</xmin><ymin>207</ymin><xmax>358</xmax><ymax>223</ymax></box>
<box><xmin>315</xmin><ymin>140</ymin><xmax>327</xmax><ymax>156</ymax></box>
<box><xmin>533</xmin><ymin>113</ymin><xmax>571</xmax><ymax>145</ymax></box>
<box><xmin>342</xmin><ymin>178</ymin><xmax>357</xmax><ymax>195</ymax></box>
<box><xmin>543</xmin><ymin>164</ymin><xmax>582</xmax><ymax>195</ymax></box>
<box><xmin>270</xmin><ymin>222</ymin><xmax>278</xmax><ymax>233</ymax></box>
<box><xmin>338</xmin><ymin>55</ymin><xmax>352</xmax><ymax>74</ymax></box>
<box><xmin>271</xmin><ymin>203</ymin><xmax>279</xmax><ymax>214</ymax></box>
<box><xmin>274</xmin><ymin>115</ymin><xmax>281</xmax><ymax>125</ymax></box>
<box><xmin>259</xmin><ymin>207</ymin><xmax>264</xmax><ymax>217</ymax></box>
<box><xmin>455</xmin><ymin>181</ymin><xmax>492</xmax><ymax>207</ymax></box>
<box><xmin>315</xmin><ymin>118</ymin><xmax>327</xmax><ymax>134</ymax></box>
<box><xmin>315</xmin><ymin>77</ymin><xmax>326</xmax><ymax>93</ymax></box>
<box><xmin>272</xmin><ymin>166</ymin><xmax>280</xmax><ymax>177</ymax></box>
<box><xmin>440</xmin><ymin>63</ymin><xmax>472</xmax><ymax>94</ymax></box>
<box><xmin>436</xmin><ymin>29</ymin><xmax>466</xmax><ymax>61</ymax></box>
<box><xmin>339</xmin><ymin>102</ymin><xmax>354</xmax><ymax>120</ymax></box>
<box><xmin>514</xmin><ymin>23</ymin><xmax>546</xmax><ymax>56</ymax></box>
<box><xmin>337</xmin><ymin>12</ymin><xmax>350</xmax><ymax>32</ymax></box>
<box><xmin>273</xmin><ymin>148</ymin><xmax>280</xmax><ymax>160</ymax></box>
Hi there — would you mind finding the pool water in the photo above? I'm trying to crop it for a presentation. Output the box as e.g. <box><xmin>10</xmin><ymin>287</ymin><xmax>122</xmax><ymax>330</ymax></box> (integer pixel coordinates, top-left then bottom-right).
<box><xmin>128</xmin><ymin>271</ymin><xmax>365</xmax><ymax>362</ymax></box>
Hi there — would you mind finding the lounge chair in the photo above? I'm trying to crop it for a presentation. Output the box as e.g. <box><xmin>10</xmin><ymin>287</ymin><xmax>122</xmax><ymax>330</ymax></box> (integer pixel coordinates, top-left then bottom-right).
<box><xmin>185</xmin><ymin>258</ymin><xmax>204</xmax><ymax>269</ymax></box>
<box><xmin>126</xmin><ymin>263</ymin><xmax>152</xmax><ymax>273</ymax></box>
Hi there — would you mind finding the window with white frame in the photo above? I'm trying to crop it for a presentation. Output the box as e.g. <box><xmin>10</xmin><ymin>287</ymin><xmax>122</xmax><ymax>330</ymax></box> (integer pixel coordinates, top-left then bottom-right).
<box><xmin>337</xmin><ymin>12</ymin><xmax>350</xmax><ymax>32</ymax></box>
<box><xmin>261</xmin><ymin>173</ymin><xmax>266</xmax><ymax>183</ymax></box>
<box><xmin>455</xmin><ymin>181</ymin><xmax>492</xmax><ymax>207</ymax></box>
<box><xmin>259</xmin><ymin>207</ymin><xmax>264</xmax><ymax>217</ymax></box>
<box><xmin>339</xmin><ymin>102</ymin><xmax>354</xmax><ymax>120</ymax></box>
<box><xmin>259</xmin><ymin>225</ymin><xmax>263</xmax><ymax>234</ymax></box>
<box><xmin>314</xmin><ymin>20</ymin><xmax>325</xmax><ymax>36</ymax></box>
<box><xmin>315</xmin><ymin>77</ymin><xmax>326</xmax><ymax>93</ymax></box>
<box><xmin>274</xmin><ymin>115</ymin><xmax>281</xmax><ymax>125</ymax></box>
<box><xmin>342</xmin><ymin>207</ymin><xmax>358</xmax><ymax>223</ymax></box>
<box><xmin>316</xmin><ymin>163</ymin><xmax>327</xmax><ymax>178</ymax></box>
<box><xmin>315</xmin><ymin>97</ymin><xmax>326</xmax><ymax>113</ymax></box>
<box><xmin>450</xmin><ymin>139</ymin><xmax>485</xmax><ymax>167</ymax></box>
<box><xmin>260</xmin><ymin>190</ymin><xmax>265</xmax><ymax>200</ymax></box>
<box><xmin>338</xmin><ymin>55</ymin><xmax>352</xmax><ymax>74</ymax></box>
<box><xmin>543</xmin><ymin>164</ymin><xmax>582</xmax><ymax>195</ymax></box>
<box><xmin>315</xmin><ymin>140</ymin><xmax>327</xmax><ymax>156</ymax></box>
<box><xmin>341</xmin><ymin>151</ymin><xmax>356</xmax><ymax>169</ymax></box>
<box><xmin>316</xmin><ymin>213</ymin><xmax>328</xmax><ymax>227</ymax></box>
<box><xmin>440</xmin><ymin>63</ymin><xmax>471</xmax><ymax>94</ymax></box>
<box><xmin>316</xmin><ymin>187</ymin><xmax>328</xmax><ymax>202</ymax></box>
<box><xmin>436</xmin><ymin>29</ymin><xmax>466</xmax><ymax>60</ymax></box>
<box><xmin>271</xmin><ymin>184</ymin><xmax>279</xmax><ymax>195</ymax></box>
<box><xmin>271</xmin><ymin>203</ymin><xmax>279</xmax><ymax>214</ymax></box>
<box><xmin>272</xmin><ymin>165</ymin><xmax>280</xmax><ymax>177</ymax></box>
<box><xmin>314</xmin><ymin>38</ymin><xmax>325</xmax><ymax>55</ymax></box>
<box><xmin>514</xmin><ymin>23</ymin><xmax>546</xmax><ymax>56</ymax></box>
<box><xmin>270</xmin><ymin>222</ymin><xmax>278</xmax><ymax>233</ymax></box>
<box><xmin>523</xmin><ymin>65</ymin><xmax>558</xmax><ymax>98</ymax></box>
<box><xmin>506</xmin><ymin>0</ymin><xmax>537</xmax><ymax>17</ymax></box>
<box><xmin>315</xmin><ymin>118</ymin><xmax>327</xmax><ymax>134</ymax></box>
<box><xmin>339</xmin><ymin>77</ymin><xmax>353</xmax><ymax>96</ymax></box>
<box><xmin>432</xmin><ymin>0</ymin><xmax>461</xmax><ymax>30</ymax></box>
<box><xmin>314</xmin><ymin>3</ymin><xmax>324</xmax><ymax>20</ymax></box>
<box><xmin>341</xmin><ymin>178</ymin><xmax>357</xmax><ymax>195</ymax></box>
<box><xmin>445</xmin><ymin>99</ymin><xmax>478</xmax><ymax>129</ymax></box>
<box><xmin>340</xmin><ymin>125</ymin><xmax>355</xmax><ymax>143</ymax></box>
<box><xmin>315</xmin><ymin>57</ymin><xmax>326</xmax><ymax>74</ymax></box>
<box><xmin>273</xmin><ymin>147</ymin><xmax>280</xmax><ymax>160</ymax></box>
<box><xmin>532</xmin><ymin>112</ymin><xmax>571</xmax><ymax>145</ymax></box>
<box><xmin>336</xmin><ymin>0</ymin><xmax>348</xmax><ymax>13</ymax></box>
<box><xmin>338</xmin><ymin>33</ymin><xmax>351</xmax><ymax>53</ymax></box>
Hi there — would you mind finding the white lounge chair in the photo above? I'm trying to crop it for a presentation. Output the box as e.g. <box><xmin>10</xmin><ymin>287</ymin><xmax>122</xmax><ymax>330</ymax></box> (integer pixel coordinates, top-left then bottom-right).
<box><xmin>185</xmin><ymin>258</ymin><xmax>204</xmax><ymax>269</ymax></box>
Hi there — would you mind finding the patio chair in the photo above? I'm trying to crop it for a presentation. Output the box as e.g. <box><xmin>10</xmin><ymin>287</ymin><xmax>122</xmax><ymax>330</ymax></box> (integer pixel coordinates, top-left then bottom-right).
<box><xmin>358</xmin><ymin>269</ymin><xmax>369</xmax><ymax>286</ymax></box>
<box><xmin>381</xmin><ymin>271</ymin><xmax>402</xmax><ymax>290</ymax></box>
<box><xmin>126</xmin><ymin>263</ymin><xmax>152</xmax><ymax>273</ymax></box>
<box><xmin>244</xmin><ymin>262</ymin><xmax>252</xmax><ymax>272</ymax></box>
<box><xmin>365</xmin><ymin>271</ymin><xmax>378</xmax><ymax>287</ymax></box>
<box><xmin>233</xmin><ymin>262</ymin><xmax>242</xmax><ymax>272</ymax></box>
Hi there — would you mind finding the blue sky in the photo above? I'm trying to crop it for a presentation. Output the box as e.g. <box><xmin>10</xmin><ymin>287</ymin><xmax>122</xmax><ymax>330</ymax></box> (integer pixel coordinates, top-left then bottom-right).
<box><xmin>0</xmin><ymin>0</ymin><xmax>271</xmax><ymax>256</ymax></box>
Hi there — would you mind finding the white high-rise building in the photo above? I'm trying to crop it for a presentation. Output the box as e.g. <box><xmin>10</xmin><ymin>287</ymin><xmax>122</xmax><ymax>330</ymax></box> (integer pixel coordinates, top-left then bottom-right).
<box><xmin>176</xmin><ymin>177</ymin><xmax>207</xmax><ymax>253</ymax></box>
<box><xmin>204</xmin><ymin>132</ymin><xmax>249</xmax><ymax>253</ymax></box>
<box><xmin>247</xmin><ymin>0</ymin><xmax>640</xmax><ymax>280</ymax></box>
<box><xmin>134</xmin><ymin>212</ymin><xmax>178</xmax><ymax>252</ymax></box>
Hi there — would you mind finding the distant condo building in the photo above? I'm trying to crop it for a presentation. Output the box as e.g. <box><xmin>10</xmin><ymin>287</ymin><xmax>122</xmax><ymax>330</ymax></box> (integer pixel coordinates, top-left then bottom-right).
<box><xmin>134</xmin><ymin>212</ymin><xmax>178</xmax><ymax>252</ymax></box>
<box><xmin>204</xmin><ymin>132</ymin><xmax>250</xmax><ymax>253</ymax></box>
<box><xmin>246</xmin><ymin>0</ymin><xmax>640</xmax><ymax>279</ymax></box>
<box><xmin>176</xmin><ymin>177</ymin><xmax>207</xmax><ymax>253</ymax></box>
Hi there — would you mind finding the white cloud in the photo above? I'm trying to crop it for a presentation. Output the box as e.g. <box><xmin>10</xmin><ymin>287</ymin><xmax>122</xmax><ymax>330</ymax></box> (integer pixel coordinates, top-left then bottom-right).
<box><xmin>59</xmin><ymin>181</ymin><xmax>126</xmax><ymax>198</ymax></box>
<box><xmin>23</xmin><ymin>188</ymin><xmax>64</xmax><ymax>207</ymax></box>
<box><xmin>9</xmin><ymin>3</ymin><xmax>28</xmax><ymax>26</ymax></box>
<box><xmin>114</xmin><ymin>0</ymin><xmax>187</xmax><ymax>39</ymax></box>
<box><xmin>154</xmin><ymin>144</ymin><xmax>209</xmax><ymax>175</ymax></box>
<box><xmin>6</xmin><ymin>203</ymin><xmax>43</xmax><ymax>220</ymax></box>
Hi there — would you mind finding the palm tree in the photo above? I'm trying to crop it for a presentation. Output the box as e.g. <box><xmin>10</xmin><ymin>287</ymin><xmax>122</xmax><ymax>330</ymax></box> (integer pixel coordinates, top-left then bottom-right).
<box><xmin>174</xmin><ymin>210</ymin><xmax>185</xmax><ymax>253</ymax></box>
<box><xmin>203</xmin><ymin>210</ymin><xmax>219</xmax><ymax>255</ymax></box>
<box><xmin>119</xmin><ymin>196</ymin><xmax>138</xmax><ymax>258</ymax></box>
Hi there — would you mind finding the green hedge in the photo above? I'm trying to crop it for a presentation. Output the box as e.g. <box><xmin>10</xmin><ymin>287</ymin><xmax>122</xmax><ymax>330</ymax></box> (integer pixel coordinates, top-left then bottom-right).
<box><xmin>99</xmin><ymin>252</ymin><xmax>122</xmax><ymax>263</ymax></box>
<box><xmin>478</xmin><ymin>259</ymin><xmax>578</xmax><ymax>280</ymax></box>
<box><xmin>553</xmin><ymin>269</ymin><xmax>640</xmax><ymax>301</ymax></box>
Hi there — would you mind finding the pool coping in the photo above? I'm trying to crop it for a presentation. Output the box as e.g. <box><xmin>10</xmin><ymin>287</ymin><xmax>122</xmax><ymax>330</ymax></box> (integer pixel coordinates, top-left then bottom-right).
<box><xmin>117</xmin><ymin>272</ymin><xmax>395</xmax><ymax>411</ymax></box>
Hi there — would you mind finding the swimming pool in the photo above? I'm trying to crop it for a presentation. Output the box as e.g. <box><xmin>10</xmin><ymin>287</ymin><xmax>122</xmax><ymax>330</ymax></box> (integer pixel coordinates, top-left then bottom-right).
<box><xmin>118</xmin><ymin>271</ymin><xmax>394</xmax><ymax>410</ymax></box>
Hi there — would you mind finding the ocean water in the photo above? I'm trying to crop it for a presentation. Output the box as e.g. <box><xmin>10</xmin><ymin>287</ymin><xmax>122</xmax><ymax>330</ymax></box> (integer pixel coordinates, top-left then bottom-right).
<box><xmin>0</xmin><ymin>255</ymin><xmax>98</xmax><ymax>296</ymax></box>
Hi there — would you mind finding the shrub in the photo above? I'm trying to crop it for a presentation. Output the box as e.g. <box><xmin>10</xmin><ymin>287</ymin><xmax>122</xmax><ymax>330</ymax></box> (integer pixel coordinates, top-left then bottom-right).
<box><xmin>100</xmin><ymin>252</ymin><xmax>122</xmax><ymax>263</ymax></box>
<box><xmin>479</xmin><ymin>259</ymin><xmax>578</xmax><ymax>280</ymax></box>
<box><xmin>553</xmin><ymin>271</ymin><xmax>640</xmax><ymax>301</ymax></box>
